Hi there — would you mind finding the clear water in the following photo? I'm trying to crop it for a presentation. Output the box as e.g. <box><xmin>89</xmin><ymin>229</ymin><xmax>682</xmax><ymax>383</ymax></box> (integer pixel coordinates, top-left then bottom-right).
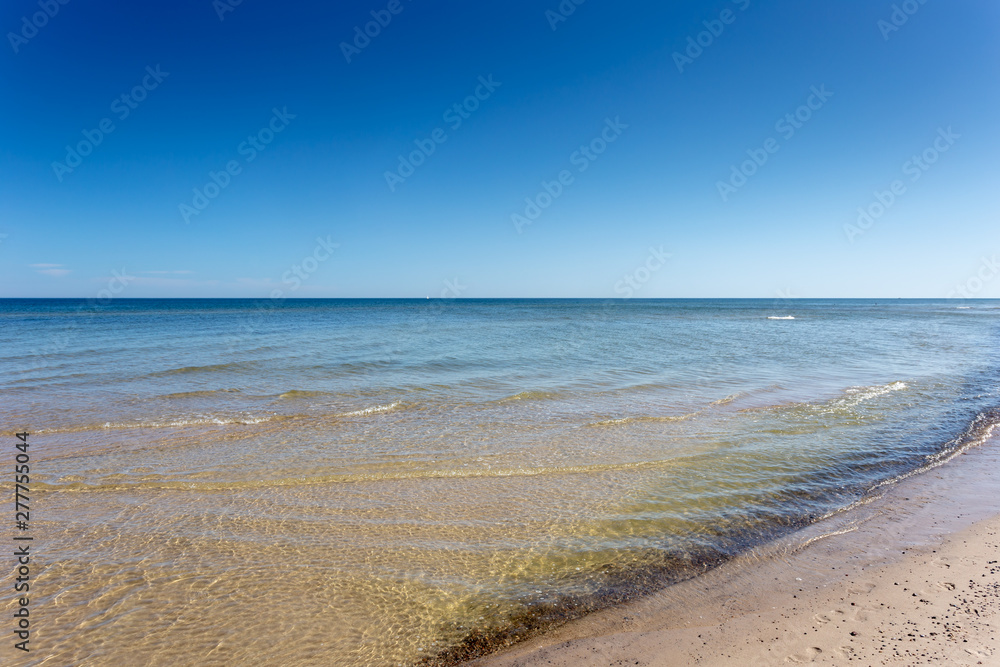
<box><xmin>2</xmin><ymin>299</ymin><xmax>999</xmax><ymax>665</ymax></box>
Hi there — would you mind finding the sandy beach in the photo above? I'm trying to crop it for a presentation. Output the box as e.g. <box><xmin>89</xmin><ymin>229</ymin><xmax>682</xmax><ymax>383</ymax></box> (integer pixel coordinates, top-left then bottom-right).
<box><xmin>472</xmin><ymin>437</ymin><xmax>1000</xmax><ymax>667</ymax></box>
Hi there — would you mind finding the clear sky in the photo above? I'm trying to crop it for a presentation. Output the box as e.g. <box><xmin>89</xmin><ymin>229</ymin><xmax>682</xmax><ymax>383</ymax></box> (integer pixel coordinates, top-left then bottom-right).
<box><xmin>1</xmin><ymin>0</ymin><xmax>998</xmax><ymax>298</ymax></box>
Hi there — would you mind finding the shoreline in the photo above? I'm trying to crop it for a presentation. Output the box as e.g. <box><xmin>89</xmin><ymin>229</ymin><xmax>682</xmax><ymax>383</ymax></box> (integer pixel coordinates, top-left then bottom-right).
<box><xmin>470</xmin><ymin>433</ymin><xmax>1000</xmax><ymax>666</ymax></box>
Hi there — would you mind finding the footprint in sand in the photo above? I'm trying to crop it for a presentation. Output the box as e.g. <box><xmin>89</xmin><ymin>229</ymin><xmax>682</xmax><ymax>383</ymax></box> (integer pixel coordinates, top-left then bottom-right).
<box><xmin>936</xmin><ymin>581</ymin><xmax>956</xmax><ymax>591</ymax></box>
<box><xmin>786</xmin><ymin>647</ymin><xmax>822</xmax><ymax>663</ymax></box>
<box><xmin>813</xmin><ymin>609</ymin><xmax>846</xmax><ymax>626</ymax></box>
<box><xmin>931</xmin><ymin>556</ymin><xmax>951</xmax><ymax>569</ymax></box>
<box><xmin>835</xmin><ymin>645</ymin><xmax>857</xmax><ymax>659</ymax></box>
<box><xmin>847</xmin><ymin>581</ymin><xmax>876</xmax><ymax>595</ymax></box>
<box><xmin>965</xmin><ymin>646</ymin><xmax>992</xmax><ymax>658</ymax></box>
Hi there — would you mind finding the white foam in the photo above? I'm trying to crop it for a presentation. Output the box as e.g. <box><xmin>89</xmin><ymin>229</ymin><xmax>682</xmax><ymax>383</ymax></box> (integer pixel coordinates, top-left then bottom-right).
<box><xmin>105</xmin><ymin>415</ymin><xmax>277</xmax><ymax>428</ymax></box>
<box><xmin>767</xmin><ymin>316</ymin><xmax>795</xmax><ymax>320</ymax></box>
<box><xmin>843</xmin><ymin>381</ymin><xmax>907</xmax><ymax>402</ymax></box>
<box><xmin>340</xmin><ymin>402</ymin><xmax>401</xmax><ymax>417</ymax></box>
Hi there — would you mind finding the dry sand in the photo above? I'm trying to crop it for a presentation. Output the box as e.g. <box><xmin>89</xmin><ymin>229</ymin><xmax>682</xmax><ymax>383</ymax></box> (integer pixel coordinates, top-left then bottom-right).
<box><xmin>471</xmin><ymin>439</ymin><xmax>1000</xmax><ymax>667</ymax></box>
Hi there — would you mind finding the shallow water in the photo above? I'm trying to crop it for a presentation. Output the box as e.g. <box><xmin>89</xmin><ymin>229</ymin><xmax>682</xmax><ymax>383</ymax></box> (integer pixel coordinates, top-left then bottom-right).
<box><xmin>2</xmin><ymin>298</ymin><xmax>998</xmax><ymax>665</ymax></box>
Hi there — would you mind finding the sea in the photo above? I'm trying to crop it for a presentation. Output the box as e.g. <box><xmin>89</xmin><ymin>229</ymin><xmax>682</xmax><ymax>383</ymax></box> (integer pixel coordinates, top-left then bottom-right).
<box><xmin>2</xmin><ymin>298</ymin><xmax>998</xmax><ymax>665</ymax></box>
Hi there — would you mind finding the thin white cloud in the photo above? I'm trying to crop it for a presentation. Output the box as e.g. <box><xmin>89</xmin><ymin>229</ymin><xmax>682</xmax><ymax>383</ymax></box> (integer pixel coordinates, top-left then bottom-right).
<box><xmin>31</xmin><ymin>263</ymin><xmax>70</xmax><ymax>277</ymax></box>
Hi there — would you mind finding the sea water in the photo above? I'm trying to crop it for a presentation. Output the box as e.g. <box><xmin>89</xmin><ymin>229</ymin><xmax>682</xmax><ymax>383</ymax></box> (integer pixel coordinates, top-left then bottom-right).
<box><xmin>2</xmin><ymin>298</ymin><xmax>998</xmax><ymax>665</ymax></box>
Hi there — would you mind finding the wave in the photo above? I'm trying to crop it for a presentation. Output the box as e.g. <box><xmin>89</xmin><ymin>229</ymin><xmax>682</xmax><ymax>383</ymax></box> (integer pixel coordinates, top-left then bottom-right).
<box><xmin>161</xmin><ymin>388</ymin><xmax>243</xmax><ymax>399</ymax></box>
<box><xmin>31</xmin><ymin>456</ymin><xmax>692</xmax><ymax>493</ymax></box>
<box><xmin>740</xmin><ymin>381</ymin><xmax>909</xmax><ymax>414</ymax></box>
<box><xmin>278</xmin><ymin>389</ymin><xmax>332</xmax><ymax>399</ymax></box>
<box><xmin>587</xmin><ymin>414</ymin><xmax>694</xmax><ymax>427</ymax></box>
<box><xmin>338</xmin><ymin>402</ymin><xmax>403</xmax><ymax>417</ymax></box>
<box><xmin>328</xmin><ymin>360</ymin><xmax>396</xmax><ymax>376</ymax></box>
<box><xmin>39</xmin><ymin>400</ymin><xmax>412</xmax><ymax>434</ymax></box>
<box><xmin>591</xmin><ymin>385</ymin><xmax>786</xmax><ymax>425</ymax></box>
<box><xmin>709</xmin><ymin>383</ymin><xmax>785</xmax><ymax>408</ymax></box>
<box><xmin>711</xmin><ymin>392</ymin><xmax>745</xmax><ymax>406</ymax></box>
<box><xmin>816</xmin><ymin>407</ymin><xmax>1000</xmax><ymax>519</ymax></box>
<box><xmin>149</xmin><ymin>362</ymin><xmax>255</xmax><ymax>377</ymax></box>
<box><xmin>37</xmin><ymin>414</ymin><xmax>290</xmax><ymax>434</ymax></box>
<box><xmin>842</xmin><ymin>380</ymin><xmax>907</xmax><ymax>403</ymax></box>
<box><xmin>496</xmin><ymin>390</ymin><xmax>565</xmax><ymax>403</ymax></box>
<box><xmin>766</xmin><ymin>316</ymin><xmax>795</xmax><ymax>320</ymax></box>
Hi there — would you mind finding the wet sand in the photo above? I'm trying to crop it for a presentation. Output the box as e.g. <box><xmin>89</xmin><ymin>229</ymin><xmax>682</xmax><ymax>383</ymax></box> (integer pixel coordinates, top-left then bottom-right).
<box><xmin>471</xmin><ymin>435</ymin><xmax>1000</xmax><ymax>666</ymax></box>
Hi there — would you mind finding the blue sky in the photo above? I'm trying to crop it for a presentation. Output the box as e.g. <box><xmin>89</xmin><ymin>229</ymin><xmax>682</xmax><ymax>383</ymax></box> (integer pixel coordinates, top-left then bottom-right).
<box><xmin>1</xmin><ymin>0</ymin><xmax>998</xmax><ymax>298</ymax></box>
